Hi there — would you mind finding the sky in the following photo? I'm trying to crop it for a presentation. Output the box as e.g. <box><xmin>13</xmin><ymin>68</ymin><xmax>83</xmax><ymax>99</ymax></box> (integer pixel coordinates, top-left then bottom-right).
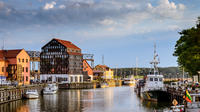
<box><xmin>0</xmin><ymin>0</ymin><xmax>199</xmax><ymax>68</ymax></box>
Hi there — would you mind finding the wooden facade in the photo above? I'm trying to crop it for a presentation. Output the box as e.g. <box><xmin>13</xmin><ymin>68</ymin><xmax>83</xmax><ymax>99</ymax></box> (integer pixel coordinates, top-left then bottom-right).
<box><xmin>40</xmin><ymin>38</ymin><xmax>83</xmax><ymax>83</ymax></box>
<box><xmin>40</xmin><ymin>40</ymin><xmax>69</xmax><ymax>74</ymax></box>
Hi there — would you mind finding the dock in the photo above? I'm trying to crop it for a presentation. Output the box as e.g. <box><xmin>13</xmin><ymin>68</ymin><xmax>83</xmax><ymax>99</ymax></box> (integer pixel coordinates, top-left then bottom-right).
<box><xmin>0</xmin><ymin>84</ymin><xmax>44</xmax><ymax>104</ymax></box>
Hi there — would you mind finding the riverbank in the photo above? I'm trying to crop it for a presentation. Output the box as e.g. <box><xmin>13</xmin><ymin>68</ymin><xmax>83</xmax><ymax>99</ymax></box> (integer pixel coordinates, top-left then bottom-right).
<box><xmin>0</xmin><ymin>84</ymin><xmax>44</xmax><ymax>104</ymax></box>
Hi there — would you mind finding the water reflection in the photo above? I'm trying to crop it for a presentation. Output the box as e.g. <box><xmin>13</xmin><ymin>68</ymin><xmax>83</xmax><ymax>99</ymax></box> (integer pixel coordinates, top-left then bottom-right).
<box><xmin>0</xmin><ymin>87</ymin><xmax>170</xmax><ymax>112</ymax></box>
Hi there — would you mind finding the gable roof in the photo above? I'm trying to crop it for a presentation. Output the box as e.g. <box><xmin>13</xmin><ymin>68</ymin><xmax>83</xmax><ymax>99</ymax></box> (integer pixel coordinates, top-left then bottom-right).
<box><xmin>0</xmin><ymin>49</ymin><xmax>23</xmax><ymax>59</ymax></box>
<box><xmin>54</xmin><ymin>38</ymin><xmax>81</xmax><ymax>50</ymax></box>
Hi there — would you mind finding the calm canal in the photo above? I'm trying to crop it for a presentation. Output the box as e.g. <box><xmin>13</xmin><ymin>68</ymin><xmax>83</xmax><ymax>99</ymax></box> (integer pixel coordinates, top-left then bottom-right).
<box><xmin>0</xmin><ymin>86</ymin><xmax>171</xmax><ymax>112</ymax></box>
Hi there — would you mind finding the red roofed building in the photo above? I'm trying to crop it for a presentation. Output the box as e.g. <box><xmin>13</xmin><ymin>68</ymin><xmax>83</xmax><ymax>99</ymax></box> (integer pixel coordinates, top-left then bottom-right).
<box><xmin>83</xmin><ymin>60</ymin><xmax>93</xmax><ymax>81</ymax></box>
<box><xmin>0</xmin><ymin>49</ymin><xmax>30</xmax><ymax>85</ymax></box>
<box><xmin>40</xmin><ymin>38</ymin><xmax>83</xmax><ymax>83</ymax></box>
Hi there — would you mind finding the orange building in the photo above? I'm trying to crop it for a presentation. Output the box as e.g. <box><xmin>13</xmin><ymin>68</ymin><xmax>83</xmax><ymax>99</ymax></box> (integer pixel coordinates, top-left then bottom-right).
<box><xmin>0</xmin><ymin>49</ymin><xmax>30</xmax><ymax>85</ymax></box>
<box><xmin>83</xmin><ymin>60</ymin><xmax>93</xmax><ymax>81</ymax></box>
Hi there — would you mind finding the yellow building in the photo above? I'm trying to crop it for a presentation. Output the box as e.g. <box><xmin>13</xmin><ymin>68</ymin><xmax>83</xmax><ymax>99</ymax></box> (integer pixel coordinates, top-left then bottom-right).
<box><xmin>93</xmin><ymin>65</ymin><xmax>113</xmax><ymax>80</ymax></box>
<box><xmin>104</xmin><ymin>69</ymin><xmax>114</xmax><ymax>80</ymax></box>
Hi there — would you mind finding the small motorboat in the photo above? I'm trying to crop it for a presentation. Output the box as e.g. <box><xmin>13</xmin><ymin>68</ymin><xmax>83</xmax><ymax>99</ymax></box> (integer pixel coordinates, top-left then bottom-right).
<box><xmin>43</xmin><ymin>83</ymin><xmax>58</xmax><ymax>94</ymax></box>
<box><xmin>100</xmin><ymin>82</ymin><xmax>109</xmax><ymax>88</ymax></box>
<box><xmin>170</xmin><ymin>105</ymin><xmax>185</xmax><ymax>112</ymax></box>
<box><xmin>25</xmin><ymin>89</ymin><xmax>39</xmax><ymax>99</ymax></box>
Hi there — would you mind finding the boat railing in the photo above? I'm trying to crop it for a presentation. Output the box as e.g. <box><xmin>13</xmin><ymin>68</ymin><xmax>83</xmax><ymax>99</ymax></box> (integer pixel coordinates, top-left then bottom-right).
<box><xmin>187</xmin><ymin>93</ymin><xmax>200</xmax><ymax>109</ymax></box>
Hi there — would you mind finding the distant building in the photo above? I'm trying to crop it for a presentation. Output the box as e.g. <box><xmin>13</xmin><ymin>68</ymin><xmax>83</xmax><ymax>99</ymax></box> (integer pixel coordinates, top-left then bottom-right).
<box><xmin>40</xmin><ymin>38</ymin><xmax>83</xmax><ymax>83</ymax></box>
<box><xmin>83</xmin><ymin>60</ymin><xmax>93</xmax><ymax>81</ymax></box>
<box><xmin>93</xmin><ymin>65</ymin><xmax>113</xmax><ymax>80</ymax></box>
<box><xmin>0</xmin><ymin>49</ymin><xmax>30</xmax><ymax>85</ymax></box>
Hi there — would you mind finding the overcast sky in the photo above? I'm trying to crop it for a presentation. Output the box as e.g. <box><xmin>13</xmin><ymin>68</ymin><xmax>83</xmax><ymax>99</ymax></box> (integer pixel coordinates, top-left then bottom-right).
<box><xmin>0</xmin><ymin>0</ymin><xmax>199</xmax><ymax>68</ymax></box>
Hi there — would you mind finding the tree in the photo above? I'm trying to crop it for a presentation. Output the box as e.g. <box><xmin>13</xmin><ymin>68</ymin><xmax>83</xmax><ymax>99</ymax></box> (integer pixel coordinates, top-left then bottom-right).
<box><xmin>173</xmin><ymin>17</ymin><xmax>200</xmax><ymax>76</ymax></box>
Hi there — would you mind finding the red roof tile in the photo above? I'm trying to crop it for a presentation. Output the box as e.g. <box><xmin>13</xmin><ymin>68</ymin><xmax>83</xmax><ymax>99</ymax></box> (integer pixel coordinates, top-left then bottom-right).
<box><xmin>68</xmin><ymin>52</ymin><xmax>82</xmax><ymax>56</ymax></box>
<box><xmin>54</xmin><ymin>38</ymin><xmax>81</xmax><ymax>50</ymax></box>
<box><xmin>0</xmin><ymin>49</ymin><xmax>22</xmax><ymax>59</ymax></box>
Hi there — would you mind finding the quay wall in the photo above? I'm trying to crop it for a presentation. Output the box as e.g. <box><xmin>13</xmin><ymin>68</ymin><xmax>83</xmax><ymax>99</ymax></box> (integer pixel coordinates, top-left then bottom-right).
<box><xmin>0</xmin><ymin>84</ymin><xmax>44</xmax><ymax>104</ymax></box>
<box><xmin>58</xmin><ymin>80</ymin><xmax>122</xmax><ymax>89</ymax></box>
<box><xmin>58</xmin><ymin>82</ymin><xmax>97</xmax><ymax>89</ymax></box>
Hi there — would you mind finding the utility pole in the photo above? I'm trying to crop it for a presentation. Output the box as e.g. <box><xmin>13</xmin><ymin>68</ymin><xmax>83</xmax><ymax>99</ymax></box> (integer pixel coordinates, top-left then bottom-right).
<box><xmin>102</xmin><ymin>55</ymin><xmax>104</xmax><ymax>65</ymax></box>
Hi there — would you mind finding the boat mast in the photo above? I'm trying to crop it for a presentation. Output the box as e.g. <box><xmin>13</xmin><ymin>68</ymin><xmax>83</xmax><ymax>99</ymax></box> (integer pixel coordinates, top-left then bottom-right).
<box><xmin>150</xmin><ymin>43</ymin><xmax>160</xmax><ymax>75</ymax></box>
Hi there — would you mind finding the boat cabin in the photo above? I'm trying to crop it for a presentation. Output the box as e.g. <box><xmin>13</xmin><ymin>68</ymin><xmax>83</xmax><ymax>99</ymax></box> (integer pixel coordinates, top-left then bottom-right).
<box><xmin>144</xmin><ymin>74</ymin><xmax>164</xmax><ymax>91</ymax></box>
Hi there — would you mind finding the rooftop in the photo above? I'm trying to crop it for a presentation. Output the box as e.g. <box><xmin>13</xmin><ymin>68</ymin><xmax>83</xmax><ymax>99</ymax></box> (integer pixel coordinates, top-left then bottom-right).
<box><xmin>0</xmin><ymin>49</ymin><xmax>23</xmax><ymax>59</ymax></box>
<box><xmin>54</xmin><ymin>38</ymin><xmax>81</xmax><ymax>50</ymax></box>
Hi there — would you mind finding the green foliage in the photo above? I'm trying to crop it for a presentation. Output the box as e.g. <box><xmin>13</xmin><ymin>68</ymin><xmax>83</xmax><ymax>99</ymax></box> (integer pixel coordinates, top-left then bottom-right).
<box><xmin>112</xmin><ymin>67</ymin><xmax>180</xmax><ymax>77</ymax></box>
<box><xmin>173</xmin><ymin>17</ymin><xmax>200</xmax><ymax>76</ymax></box>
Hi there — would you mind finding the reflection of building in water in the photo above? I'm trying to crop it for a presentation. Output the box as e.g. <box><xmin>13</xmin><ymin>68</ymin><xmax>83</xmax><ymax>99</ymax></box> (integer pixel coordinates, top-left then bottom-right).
<box><xmin>67</xmin><ymin>90</ymin><xmax>82</xmax><ymax>112</ymax></box>
<box><xmin>25</xmin><ymin>99</ymin><xmax>40</xmax><ymax>112</ymax></box>
<box><xmin>82</xmin><ymin>90</ymin><xmax>94</xmax><ymax>110</ymax></box>
<box><xmin>16</xmin><ymin>105</ymin><xmax>29</xmax><ymax>112</ymax></box>
<box><xmin>0</xmin><ymin>100</ymin><xmax>28</xmax><ymax>112</ymax></box>
<box><xmin>104</xmin><ymin>88</ymin><xmax>114</xmax><ymax>109</ymax></box>
<box><xmin>42</xmin><ymin>94</ymin><xmax>58</xmax><ymax>110</ymax></box>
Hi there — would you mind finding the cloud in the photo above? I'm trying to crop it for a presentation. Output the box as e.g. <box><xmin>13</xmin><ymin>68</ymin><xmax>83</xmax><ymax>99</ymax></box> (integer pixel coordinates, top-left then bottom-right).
<box><xmin>43</xmin><ymin>1</ymin><xmax>56</xmax><ymax>10</ymax></box>
<box><xmin>147</xmin><ymin>0</ymin><xmax>185</xmax><ymax>19</ymax></box>
<box><xmin>59</xmin><ymin>4</ymin><xmax>66</xmax><ymax>9</ymax></box>
<box><xmin>0</xmin><ymin>0</ymin><xmax>188</xmax><ymax>39</ymax></box>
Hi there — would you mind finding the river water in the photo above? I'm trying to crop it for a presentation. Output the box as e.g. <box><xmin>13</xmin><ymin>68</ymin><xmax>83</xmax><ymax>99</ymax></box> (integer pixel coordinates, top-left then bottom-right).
<box><xmin>0</xmin><ymin>86</ymin><xmax>171</xmax><ymax>112</ymax></box>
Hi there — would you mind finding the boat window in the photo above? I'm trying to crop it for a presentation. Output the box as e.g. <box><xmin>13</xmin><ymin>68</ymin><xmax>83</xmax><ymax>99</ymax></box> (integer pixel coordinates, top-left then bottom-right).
<box><xmin>150</xmin><ymin>78</ymin><xmax>153</xmax><ymax>81</ymax></box>
<box><xmin>154</xmin><ymin>78</ymin><xmax>158</xmax><ymax>81</ymax></box>
<box><xmin>159</xmin><ymin>78</ymin><xmax>163</xmax><ymax>81</ymax></box>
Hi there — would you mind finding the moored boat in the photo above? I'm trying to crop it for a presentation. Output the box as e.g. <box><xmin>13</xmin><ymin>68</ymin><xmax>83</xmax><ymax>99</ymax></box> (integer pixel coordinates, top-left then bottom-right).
<box><xmin>124</xmin><ymin>76</ymin><xmax>135</xmax><ymax>86</ymax></box>
<box><xmin>43</xmin><ymin>83</ymin><xmax>58</xmax><ymax>95</ymax></box>
<box><xmin>139</xmin><ymin>44</ymin><xmax>166</xmax><ymax>102</ymax></box>
<box><xmin>100</xmin><ymin>82</ymin><xmax>109</xmax><ymax>88</ymax></box>
<box><xmin>25</xmin><ymin>90</ymin><xmax>39</xmax><ymax>99</ymax></box>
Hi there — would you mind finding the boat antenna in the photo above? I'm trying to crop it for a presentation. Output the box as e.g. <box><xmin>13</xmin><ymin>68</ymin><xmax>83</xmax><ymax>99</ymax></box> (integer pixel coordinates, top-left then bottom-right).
<box><xmin>150</xmin><ymin>43</ymin><xmax>160</xmax><ymax>75</ymax></box>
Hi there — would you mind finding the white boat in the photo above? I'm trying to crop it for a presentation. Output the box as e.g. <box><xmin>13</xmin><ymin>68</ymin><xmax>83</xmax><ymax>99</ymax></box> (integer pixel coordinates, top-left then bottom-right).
<box><xmin>140</xmin><ymin>44</ymin><xmax>166</xmax><ymax>101</ymax></box>
<box><xmin>124</xmin><ymin>76</ymin><xmax>135</xmax><ymax>86</ymax></box>
<box><xmin>43</xmin><ymin>83</ymin><xmax>58</xmax><ymax>94</ymax></box>
<box><xmin>169</xmin><ymin>105</ymin><xmax>185</xmax><ymax>112</ymax></box>
<box><xmin>100</xmin><ymin>82</ymin><xmax>109</xmax><ymax>88</ymax></box>
<box><xmin>25</xmin><ymin>89</ymin><xmax>39</xmax><ymax>99</ymax></box>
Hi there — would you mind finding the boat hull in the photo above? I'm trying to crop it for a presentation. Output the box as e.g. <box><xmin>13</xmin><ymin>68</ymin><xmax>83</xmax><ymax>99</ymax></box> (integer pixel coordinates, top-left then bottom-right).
<box><xmin>141</xmin><ymin>90</ymin><xmax>169</xmax><ymax>102</ymax></box>
<box><xmin>43</xmin><ymin>90</ymin><xmax>57</xmax><ymax>95</ymax></box>
<box><xmin>25</xmin><ymin>94</ymin><xmax>39</xmax><ymax>99</ymax></box>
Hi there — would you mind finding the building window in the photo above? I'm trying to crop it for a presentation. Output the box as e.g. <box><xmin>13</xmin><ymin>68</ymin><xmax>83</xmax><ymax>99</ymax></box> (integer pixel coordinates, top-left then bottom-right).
<box><xmin>150</xmin><ymin>78</ymin><xmax>153</xmax><ymax>81</ymax></box>
<box><xmin>26</xmin><ymin>59</ymin><xmax>28</xmax><ymax>63</ymax></box>
<box><xmin>2</xmin><ymin>67</ymin><xmax>4</xmax><ymax>72</ymax></box>
<box><xmin>159</xmin><ymin>78</ymin><xmax>163</xmax><ymax>81</ymax></box>
<box><xmin>23</xmin><ymin>67</ymin><xmax>24</xmax><ymax>72</ymax></box>
<box><xmin>80</xmin><ymin>77</ymin><xmax>82</xmax><ymax>82</ymax></box>
<box><xmin>70</xmin><ymin>77</ymin><xmax>73</xmax><ymax>82</ymax></box>
<box><xmin>26</xmin><ymin>76</ymin><xmax>28</xmax><ymax>81</ymax></box>
<box><xmin>26</xmin><ymin>67</ymin><xmax>28</xmax><ymax>72</ymax></box>
<box><xmin>18</xmin><ymin>58</ymin><xmax>21</xmax><ymax>62</ymax></box>
<box><xmin>154</xmin><ymin>78</ymin><xmax>158</xmax><ymax>81</ymax></box>
<box><xmin>75</xmin><ymin>76</ymin><xmax>77</xmax><ymax>82</ymax></box>
<box><xmin>22</xmin><ymin>59</ymin><xmax>24</xmax><ymax>63</ymax></box>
